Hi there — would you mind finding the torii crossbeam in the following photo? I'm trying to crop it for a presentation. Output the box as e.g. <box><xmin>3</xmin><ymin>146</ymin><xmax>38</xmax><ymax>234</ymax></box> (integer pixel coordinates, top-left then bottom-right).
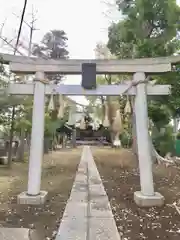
<box><xmin>6</xmin><ymin>82</ymin><xmax>170</xmax><ymax>96</ymax></box>
<box><xmin>1</xmin><ymin>52</ymin><xmax>180</xmax><ymax>74</ymax></box>
<box><xmin>0</xmin><ymin>52</ymin><xmax>179</xmax><ymax>207</ymax></box>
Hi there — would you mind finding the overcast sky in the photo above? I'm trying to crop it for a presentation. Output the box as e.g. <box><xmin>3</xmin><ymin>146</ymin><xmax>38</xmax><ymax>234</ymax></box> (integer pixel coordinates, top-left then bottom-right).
<box><xmin>0</xmin><ymin>0</ymin><xmax>119</xmax><ymax>57</ymax></box>
<box><xmin>0</xmin><ymin>0</ymin><xmax>179</xmax><ymax>105</ymax></box>
<box><xmin>0</xmin><ymin>0</ymin><xmax>120</xmax><ymax>104</ymax></box>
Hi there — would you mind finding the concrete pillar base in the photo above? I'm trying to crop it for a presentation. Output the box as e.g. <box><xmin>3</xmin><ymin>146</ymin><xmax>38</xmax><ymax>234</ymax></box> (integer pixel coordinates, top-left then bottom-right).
<box><xmin>134</xmin><ymin>191</ymin><xmax>165</xmax><ymax>207</ymax></box>
<box><xmin>17</xmin><ymin>191</ymin><xmax>48</xmax><ymax>205</ymax></box>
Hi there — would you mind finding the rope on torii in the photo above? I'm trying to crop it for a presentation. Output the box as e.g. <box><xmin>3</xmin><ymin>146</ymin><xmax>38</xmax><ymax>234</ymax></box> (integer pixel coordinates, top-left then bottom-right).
<box><xmin>48</xmin><ymin>92</ymin><xmax>55</xmax><ymax>111</ymax></box>
<box><xmin>102</xmin><ymin>77</ymin><xmax>150</xmax><ymax>147</ymax></box>
<box><xmin>57</xmin><ymin>94</ymin><xmax>65</xmax><ymax>119</ymax></box>
<box><xmin>101</xmin><ymin>76</ymin><xmax>174</xmax><ymax>163</ymax></box>
<box><xmin>125</xmin><ymin>77</ymin><xmax>174</xmax><ymax>164</ymax></box>
<box><xmin>103</xmin><ymin>102</ymin><xmax>110</xmax><ymax>128</ymax></box>
<box><xmin>5</xmin><ymin>41</ymin><xmax>172</xmax><ymax>163</ymax></box>
<box><xmin>124</xmin><ymin>97</ymin><xmax>131</xmax><ymax>114</ymax></box>
<box><xmin>47</xmin><ymin>85</ymin><xmax>87</xmax><ymax>128</ymax></box>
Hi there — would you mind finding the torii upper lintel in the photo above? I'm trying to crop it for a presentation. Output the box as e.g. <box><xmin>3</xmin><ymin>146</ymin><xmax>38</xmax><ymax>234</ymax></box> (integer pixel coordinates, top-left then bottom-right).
<box><xmin>0</xmin><ymin>52</ymin><xmax>180</xmax><ymax>74</ymax></box>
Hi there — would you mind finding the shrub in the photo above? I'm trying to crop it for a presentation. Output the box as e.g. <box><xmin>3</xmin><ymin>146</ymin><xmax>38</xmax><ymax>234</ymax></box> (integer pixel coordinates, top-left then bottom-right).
<box><xmin>120</xmin><ymin>131</ymin><xmax>132</xmax><ymax>148</ymax></box>
<box><xmin>152</xmin><ymin>125</ymin><xmax>175</xmax><ymax>157</ymax></box>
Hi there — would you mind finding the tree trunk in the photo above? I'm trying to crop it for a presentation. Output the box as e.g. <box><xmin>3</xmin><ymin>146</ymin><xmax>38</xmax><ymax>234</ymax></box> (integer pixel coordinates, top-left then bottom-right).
<box><xmin>62</xmin><ymin>134</ymin><xmax>67</xmax><ymax>149</ymax></box>
<box><xmin>71</xmin><ymin>129</ymin><xmax>76</xmax><ymax>148</ymax></box>
<box><xmin>148</xmin><ymin>133</ymin><xmax>158</xmax><ymax>163</ymax></box>
<box><xmin>100</xmin><ymin>96</ymin><xmax>105</xmax><ymax>122</ymax></box>
<box><xmin>26</xmin><ymin>133</ymin><xmax>31</xmax><ymax>157</ymax></box>
<box><xmin>17</xmin><ymin>128</ymin><xmax>25</xmax><ymax>161</ymax></box>
<box><xmin>44</xmin><ymin>137</ymin><xmax>49</xmax><ymax>154</ymax></box>
<box><xmin>53</xmin><ymin>134</ymin><xmax>58</xmax><ymax>150</ymax></box>
<box><xmin>173</xmin><ymin>117</ymin><xmax>179</xmax><ymax>141</ymax></box>
<box><xmin>7</xmin><ymin>106</ymin><xmax>16</xmax><ymax>167</ymax></box>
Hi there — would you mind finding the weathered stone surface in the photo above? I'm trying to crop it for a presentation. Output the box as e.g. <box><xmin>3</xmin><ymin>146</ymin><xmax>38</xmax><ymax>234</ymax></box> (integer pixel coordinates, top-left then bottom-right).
<box><xmin>0</xmin><ymin>228</ymin><xmax>31</xmax><ymax>240</ymax></box>
<box><xmin>56</xmin><ymin>218</ymin><xmax>87</xmax><ymax>240</ymax></box>
<box><xmin>69</xmin><ymin>190</ymin><xmax>88</xmax><ymax>203</ymax></box>
<box><xmin>89</xmin><ymin>176</ymin><xmax>101</xmax><ymax>185</ymax></box>
<box><xmin>134</xmin><ymin>191</ymin><xmax>165</xmax><ymax>207</ymax></box>
<box><xmin>17</xmin><ymin>191</ymin><xmax>48</xmax><ymax>205</ymax></box>
<box><xmin>89</xmin><ymin>184</ymin><xmax>107</xmax><ymax>198</ymax></box>
<box><xmin>89</xmin><ymin>196</ymin><xmax>113</xmax><ymax>218</ymax></box>
<box><xmin>63</xmin><ymin>201</ymin><xmax>88</xmax><ymax>218</ymax></box>
<box><xmin>55</xmin><ymin>146</ymin><xmax>121</xmax><ymax>240</ymax></box>
<box><xmin>72</xmin><ymin>182</ymin><xmax>88</xmax><ymax>192</ymax></box>
<box><xmin>74</xmin><ymin>173</ymin><xmax>87</xmax><ymax>185</ymax></box>
<box><xmin>89</xmin><ymin>218</ymin><xmax>121</xmax><ymax>240</ymax></box>
<box><xmin>29</xmin><ymin>230</ymin><xmax>39</xmax><ymax>240</ymax></box>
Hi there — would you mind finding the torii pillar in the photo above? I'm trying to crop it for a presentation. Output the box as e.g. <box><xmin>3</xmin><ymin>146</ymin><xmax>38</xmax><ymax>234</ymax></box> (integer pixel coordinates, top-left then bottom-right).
<box><xmin>133</xmin><ymin>72</ymin><xmax>164</xmax><ymax>207</ymax></box>
<box><xmin>2</xmin><ymin>52</ymin><xmax>176</xmax><ymax>206</ymax></box>
<box><xmin>17</xmin><ymin>72</ymin><xmax>48</xmax><ymax>204</ymax></box>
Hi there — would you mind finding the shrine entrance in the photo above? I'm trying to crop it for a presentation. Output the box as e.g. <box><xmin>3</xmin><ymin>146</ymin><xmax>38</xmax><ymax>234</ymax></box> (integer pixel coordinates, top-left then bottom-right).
<box><xmin>1</xmin><ymin>53</ymin><xmax>179</xmax><ymax>207</ymax></box>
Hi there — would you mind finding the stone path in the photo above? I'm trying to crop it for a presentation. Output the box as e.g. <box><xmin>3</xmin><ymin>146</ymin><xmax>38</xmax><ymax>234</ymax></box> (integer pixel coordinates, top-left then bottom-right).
<box><xmin>55</xmin><ymin>146</ymin><xmax>121</xmax><ymax>240</ymax></box>
<box><xmin>0</xmin><ymin>228</ymin><xmax>37</xmax><ymax>240</ymax></box>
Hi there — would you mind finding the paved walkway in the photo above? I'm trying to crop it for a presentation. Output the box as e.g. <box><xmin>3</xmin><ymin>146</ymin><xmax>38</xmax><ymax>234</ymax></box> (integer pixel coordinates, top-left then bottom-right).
<box><xmin>0</xmin><ymin>228</ymin><xmax>37</xmax><ymax>240</ymax></box>
<box><xmin>55</xmin><ymin>146</ymin><xmax>121</xmax><ymax>240</ymax></box>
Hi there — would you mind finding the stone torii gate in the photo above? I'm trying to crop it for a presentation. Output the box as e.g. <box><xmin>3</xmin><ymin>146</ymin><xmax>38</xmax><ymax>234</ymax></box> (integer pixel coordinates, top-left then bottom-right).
<box><xmin>1</xmin><ymin>53</ymin><xmax>179</xmax><ymax>207</ymax></box>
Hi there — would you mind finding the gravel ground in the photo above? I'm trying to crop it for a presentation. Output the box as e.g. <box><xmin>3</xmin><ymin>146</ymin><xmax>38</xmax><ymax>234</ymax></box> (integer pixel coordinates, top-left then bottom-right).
<box><xmin>93</xmin><ymin>147</ymin><xmax>180</xmax><ymax>240</ymax></box>
<box><xmin>0</xmin><ymin>148</ymin><xmax>81</xmax><ymax>240</ymax></box>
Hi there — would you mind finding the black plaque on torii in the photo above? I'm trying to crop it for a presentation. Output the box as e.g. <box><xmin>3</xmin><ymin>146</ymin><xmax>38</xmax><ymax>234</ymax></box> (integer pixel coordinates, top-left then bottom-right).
<box><xmin>81</xmin><ymin>63</ymin><xmax>97</xmax><ymax>90</ymax></box>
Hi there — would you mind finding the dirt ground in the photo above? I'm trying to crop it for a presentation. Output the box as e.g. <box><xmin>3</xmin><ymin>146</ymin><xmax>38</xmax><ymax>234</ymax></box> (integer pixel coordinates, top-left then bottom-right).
<box><xmin>1</xmin><ymin>147</ymin><xmax>180</xmax><ymax>240</ymax></box>
<box><xmin>93</xmin><ymin>148</ymin><xmax>180</xmax><ymax>240</ymax></box>
<box><xmin>0</xmin><ymin>148</ymin><xmax>81</xmax><ymax>240</ymax></box>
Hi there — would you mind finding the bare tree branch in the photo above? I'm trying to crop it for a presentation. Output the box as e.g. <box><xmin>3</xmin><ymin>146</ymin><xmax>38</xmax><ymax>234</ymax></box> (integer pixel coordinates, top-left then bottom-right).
<box><xmin>12</xmin><ymin>7</ymin><xmax>39</xmax><ymax>31</ymax></box>
<box><xmin>0</xmin><ymin>36</ymin><xmax>24</xmax><ymax>55</ymax></box>
<box><xmin>0</xmin><ymin>18</ymin><xmax>7</xmax><ymax>38</ymax></box>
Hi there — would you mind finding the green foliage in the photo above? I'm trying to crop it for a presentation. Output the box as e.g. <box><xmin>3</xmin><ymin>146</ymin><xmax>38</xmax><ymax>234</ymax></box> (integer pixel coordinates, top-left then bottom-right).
<box><xmin>32</xmin><ymin>29</ymin><xmax>70</xmax><ymax>135</ymax></box>
<box><xmin>0</xmin><ymin>30</ymin><xmax>71</xmax><ymax>159</ymax></box>
<box><xmin>120</xmin><ymin>131</ymin><xmax>132</xmax><ymax>148</ymax></box>
<box><xmin>106</xmin><ymin>0</ymin><xmax>180</xmax><ymax>153</ymax></box>
<box><xmin>44</xmin><ymin>114</ymin><xmax>56</xmax><ymax>138</ymax></box>
<box><xmin>154</xmin><ymin>68</ymin><xmax>180</xmax><ymax>117</ymax></box>
<box><xmin>12</xmin><ymin>97</ymin><xmax>33</xmax><ymax>134</ymax></box>
<box><xmin>44</xmin><ymin>112</ymin><xmax>67</xmax><ymax>138</ymax></box>
<box><xmin>0</xmin><ymin>54</ymin><xmax>34</xmax><ymax>136</ymax></box>
<box><xmin>176</xmin><ymin>132</ymin><xmax>180</xmax><ymax>140</ymax></box>
<box><xmin>33</xmin><ymin>30</ymin><xmax>69</xmax><ymax>59</ymax></box>
<box><xmin>32</xmin><ymin>29</ymin><xmax>69</xmax><ymax>83</ymax></box>
<box><xmin>148</xmin><ymin>102</ymin><xmax>171</xmax><ymax>130</ymax></box>
<box><xmin>152</xmin><ymin>125</ymin><xmax>175</xmax><ymax>156</ymax></box>
<box><xmin>109</xmin><ymin>0</ymin><xmax>180</xmax><ymax>58</ymax></box>
<box><xmin>108</xmin><ymin>0</ymin><xmax>180</xmax><ymax>114</ymax></box>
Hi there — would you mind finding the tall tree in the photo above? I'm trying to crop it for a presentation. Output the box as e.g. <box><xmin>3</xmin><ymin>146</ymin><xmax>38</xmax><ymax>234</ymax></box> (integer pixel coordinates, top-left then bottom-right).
<box><xmin>109</xmin><ymin>0</ymin><xmax>180</xmax><ymax>57</ymax></box>
<box><xmin>107</xmin><ymin>0</ymin><xmax>180</xmax><ymax>155</ymax></box>
<box><xmin>108</xmin><ymin>0</ymin><xmax>180</xmax><ymax>117</ymax></box>
<box><xmin>32</xmin><ymin>29</ymin><xmax>69</xmax><ymax>84</ymax></box>
<box><xmin>32</xmin><ymin>30</ymin><xmax>68</xmax><ymax>59</ymax></box>
<box><xmin>7</xmin><ymin>0</ymin><xmax>28</xmax><ymax>166</ymax></box>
